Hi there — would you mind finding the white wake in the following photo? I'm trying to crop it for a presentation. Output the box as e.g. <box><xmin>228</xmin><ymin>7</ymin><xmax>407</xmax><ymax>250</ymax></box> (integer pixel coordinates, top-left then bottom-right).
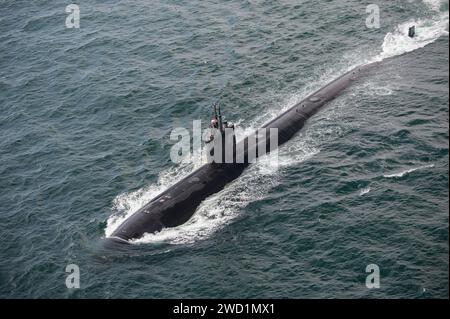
<box><xmin>383</xmin><ymin>164</ymin><xmax>435</xmax><ymax>178</ymax></box>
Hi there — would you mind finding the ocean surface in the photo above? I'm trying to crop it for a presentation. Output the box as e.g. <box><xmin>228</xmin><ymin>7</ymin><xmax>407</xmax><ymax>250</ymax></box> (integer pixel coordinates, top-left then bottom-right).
<box><xmin>0</xmin><ymin>0</ymin><xmax>448</xmax><ymax>298</ymax></box>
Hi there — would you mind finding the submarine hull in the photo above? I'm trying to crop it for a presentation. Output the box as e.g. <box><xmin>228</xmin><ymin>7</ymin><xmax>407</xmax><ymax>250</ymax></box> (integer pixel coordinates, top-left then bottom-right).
<box><xmin>109</xmin><ymin>61</ymin><xmax>380</xmax><ymax>242</ymax></box>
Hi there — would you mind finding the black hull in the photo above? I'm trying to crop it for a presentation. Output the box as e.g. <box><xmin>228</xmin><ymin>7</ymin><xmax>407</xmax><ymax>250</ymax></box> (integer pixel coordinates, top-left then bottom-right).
<box><xmin>109</xmin><ymin>61</ymin><xmax>380</xmax><ymax>242</ymax></box>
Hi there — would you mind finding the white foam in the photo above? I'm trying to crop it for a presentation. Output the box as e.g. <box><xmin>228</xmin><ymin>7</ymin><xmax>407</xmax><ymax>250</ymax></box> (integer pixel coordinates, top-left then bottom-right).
<box><xmin>383</xmin><ymin>164</ymin><xmax>435</xmax><ymax>178</ymax></box>
<box><xmin>359</xmin><ymin>187</ymin><xmax>371</xmax><ymax>196</ymax></box>
<box><xmin>131</xmin><ymin>163</ymin><xmax>279</xmax><ymax>245</ymax></box>
<box><xmin>372</xmin><ymin>11</ymin><xmax>448</xmax><ymax>62</ymax></box>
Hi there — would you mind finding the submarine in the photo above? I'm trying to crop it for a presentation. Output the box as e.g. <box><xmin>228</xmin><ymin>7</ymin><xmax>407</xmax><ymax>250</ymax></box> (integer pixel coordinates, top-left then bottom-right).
<box><xmin>109</xmin><ymin>60</ymin><xmax>383</xmax><ymax>243</ymax></box>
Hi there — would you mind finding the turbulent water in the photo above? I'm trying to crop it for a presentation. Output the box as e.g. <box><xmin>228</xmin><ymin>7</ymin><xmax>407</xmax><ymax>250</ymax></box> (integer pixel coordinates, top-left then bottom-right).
<box><xmin>0</xmin><ymin>0</ymin><xmax>448</xmax><ymax>298</ymax></box>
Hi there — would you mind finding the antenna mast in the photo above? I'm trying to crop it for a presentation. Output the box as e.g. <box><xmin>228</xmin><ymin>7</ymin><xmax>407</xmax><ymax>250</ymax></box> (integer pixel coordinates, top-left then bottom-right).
<box><xmin>217</xmin><ymin>103</ymin><xmax>223</xmax><ymax>134</ymax></box>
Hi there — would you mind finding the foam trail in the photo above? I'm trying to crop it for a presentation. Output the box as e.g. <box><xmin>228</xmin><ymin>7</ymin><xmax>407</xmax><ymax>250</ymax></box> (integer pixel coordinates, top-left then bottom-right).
<box><xmin>383</xmin><ymin>164</ymin><xmax>435</xmax><ymax>178</ymax></box>
<box><xmin>371</xmin><ymin>3</ymin><xmax>448</xmax><ymax>63</ymax></box>
<box><xmin>131</xmin><ymin>163</ymin><xmax>278</xmax><ymax>244</ymax></box>
<box><xmin>359</xmin><ymin>187</ymin><xmax>371</xmax><ymax>196</ymax></box>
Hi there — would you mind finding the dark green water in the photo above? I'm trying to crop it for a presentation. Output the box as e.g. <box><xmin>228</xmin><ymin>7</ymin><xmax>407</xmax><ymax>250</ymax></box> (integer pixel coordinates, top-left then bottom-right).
<box><xmin>0</xmin><ymin>0</ymin><xmax>448</xmax><ymax>298</ymax></box>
